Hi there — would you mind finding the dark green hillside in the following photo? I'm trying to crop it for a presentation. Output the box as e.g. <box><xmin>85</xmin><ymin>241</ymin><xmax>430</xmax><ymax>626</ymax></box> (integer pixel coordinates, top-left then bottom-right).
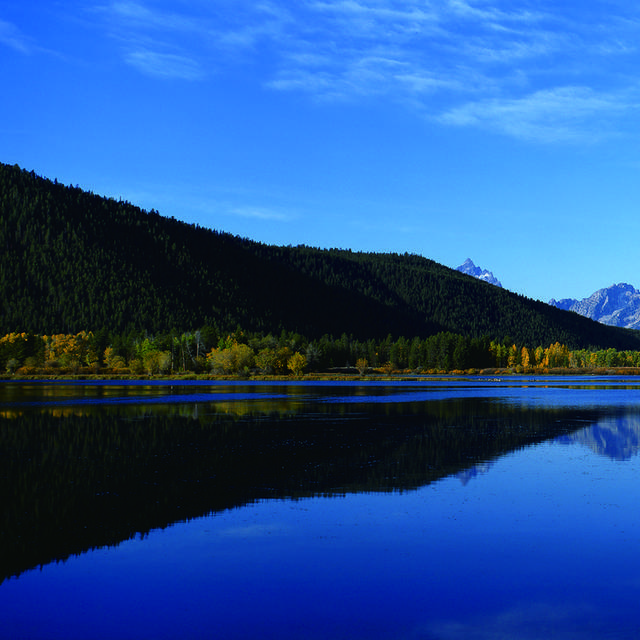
<box><xmin>1</xmin><ymin>161</ymin><xmax>639</xmax><ymax>349</ymax></box>
<box><xmin>266</xmin><ymin>247</ymin><xmax>640</xmax><ymax>349</ymax></box>
<box><xmin>0</xmin><ymin>163</ymin><xmax>429</xmax><ymax>338</ymax></box>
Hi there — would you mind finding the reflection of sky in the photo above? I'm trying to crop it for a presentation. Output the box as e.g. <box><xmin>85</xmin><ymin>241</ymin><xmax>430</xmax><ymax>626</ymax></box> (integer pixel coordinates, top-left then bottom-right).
<box><xmin>5</xmin><ymin>376</ymin><xmax>640</xmax><ymax>411</ymax></box>
<box><xmin>3</xmin><ymin>435</ymin><xmax>640</xmax><ymax>639</ymax></box>
<box><xmin>320</xmin><ymin>384</ymin><xmax>640</xmax><ymax>410</ymax></box>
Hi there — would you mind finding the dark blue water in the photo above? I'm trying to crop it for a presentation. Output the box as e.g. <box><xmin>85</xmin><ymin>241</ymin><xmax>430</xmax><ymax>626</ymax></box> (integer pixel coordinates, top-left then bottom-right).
<box><xmin>2</xmin><ymin>378</ymin><xmax>640</xmax><ymax>639</ymax></box>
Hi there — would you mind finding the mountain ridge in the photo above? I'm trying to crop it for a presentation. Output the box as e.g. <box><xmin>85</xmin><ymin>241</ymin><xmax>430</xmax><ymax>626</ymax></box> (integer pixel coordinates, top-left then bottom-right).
<box><xmin>2</xmin><ymin>161</ymin><xmax>640</xmax><ymax>350</ymax></box>
<box><xmin>550</xmin><ymin>283</ymin><xmax>640</xmax><ymax>330</ymax></box>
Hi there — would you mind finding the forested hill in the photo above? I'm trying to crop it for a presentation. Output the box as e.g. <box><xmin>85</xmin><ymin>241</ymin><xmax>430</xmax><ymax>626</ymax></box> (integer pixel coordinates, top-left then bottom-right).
<box><xmin>2</xmin><ymin>161</ymin><xmax>639</xmax><ymax>349</ymax></box>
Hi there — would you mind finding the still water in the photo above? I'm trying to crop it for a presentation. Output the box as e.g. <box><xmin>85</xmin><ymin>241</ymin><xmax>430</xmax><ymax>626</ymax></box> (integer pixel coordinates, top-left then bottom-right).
<box><xmin>1</xmin><ymin>378</ymin><xmax>640</xmax><ymax>639</ymax></box>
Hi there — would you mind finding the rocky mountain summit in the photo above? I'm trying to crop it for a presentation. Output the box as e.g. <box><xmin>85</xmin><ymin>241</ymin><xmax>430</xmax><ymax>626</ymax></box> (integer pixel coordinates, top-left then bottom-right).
<box><xmin>550</xmin><ymin>283</ymin><xmax>640</xmax><ymax>330</ymax></box>
<box><xmin>455</xmin><ymin>258</ymin><xmax>502</xmax><ymax>287</ymax></box>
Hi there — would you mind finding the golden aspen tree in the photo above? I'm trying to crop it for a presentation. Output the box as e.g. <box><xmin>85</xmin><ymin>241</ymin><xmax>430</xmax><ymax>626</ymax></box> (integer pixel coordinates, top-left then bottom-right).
<box><xmin>355</xmin><ymin>358</ymin><xmax>369</xmax><ymax>375</ymax></box>
<box><xmin>507</xmin><ymin>344</ymin><xmax>518</xmax><ymax>368</ymax></box>
<box><xmin>534</xmin><ymin>346</ymin><xmax>544</xmax><ymax>367</ymax></box>
<box><xmin>287</xmin><ymin>352</ymin><xmax>307</xmax><ymax>376</ymax></box>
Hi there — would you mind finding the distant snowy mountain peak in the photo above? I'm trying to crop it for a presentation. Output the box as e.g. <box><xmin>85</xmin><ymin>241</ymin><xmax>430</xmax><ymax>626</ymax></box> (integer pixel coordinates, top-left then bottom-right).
<box><xmin>456</xmin><ymin>258</ymin><xmax>502</xmax><ymax>288</ymax></box>
<box><xmin>549</xmin><ymin>283</ymin><xmax>640</xmax><ymax>330</ymax></box>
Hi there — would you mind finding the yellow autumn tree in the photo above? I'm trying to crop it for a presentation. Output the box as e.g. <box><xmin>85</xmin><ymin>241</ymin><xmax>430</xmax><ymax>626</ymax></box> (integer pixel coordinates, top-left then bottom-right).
<box><xmin>287</xmin><ymin>352</ymin><xmax>307</xmax><ymax>376</ymax></box>
<box><xmin>207</xmin><ymin>342</ymin><xmax>254</xmax><ymax>374</ymax></box>
<box><xmin>355</xmin><ymin>358</ymin><xmax>369</xmax><ymax>375</ymax></box>
<box><xmin>0</xmin><ymin>333</ymin><xmax>32</xmax><ymax>370</ymax></box>
<box><xmin>44</xmin><ymin>332</ymin><xmax>97</xmax><ymax>368</ymax></box>
<box><xmin>104</xmin><ymin>346</ymin><xmax>126</xmax><ymax>369</ymax></box>
<box><xmin>534</xmin><ymin>346</ymin><xmax>545</xmax><ymax>368</ymax></box>
<box><xmin>544</xmin><ymin>342</ymin><xmax>570</xmax><ymax>368</ymax></box>
<box><xmin>507</xmin><ymin>344</ymin><xmax>519</xmax><ymax>368</ymax></box>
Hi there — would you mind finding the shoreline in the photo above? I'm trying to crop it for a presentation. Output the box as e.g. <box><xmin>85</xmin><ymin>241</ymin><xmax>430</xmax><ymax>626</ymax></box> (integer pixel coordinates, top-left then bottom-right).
<box><xmin>3</xmin><ymin>366</ymin><xmax>640</xmax><ymax>382</ymax></box>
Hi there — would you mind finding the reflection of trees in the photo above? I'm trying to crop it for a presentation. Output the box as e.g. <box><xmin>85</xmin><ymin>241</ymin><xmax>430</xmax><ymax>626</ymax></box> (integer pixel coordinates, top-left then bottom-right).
<box><xmin>0</xmin><ymin>399</ymin><xmax>612</xmax><ymax>583</ymax></box>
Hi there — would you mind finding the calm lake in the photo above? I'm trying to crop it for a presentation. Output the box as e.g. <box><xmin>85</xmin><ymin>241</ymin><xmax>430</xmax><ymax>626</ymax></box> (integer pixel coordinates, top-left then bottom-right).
<box><xmin>2</xmin><ymin>377</ymin><xmax>640</xmax><ymax>639</ymax></box>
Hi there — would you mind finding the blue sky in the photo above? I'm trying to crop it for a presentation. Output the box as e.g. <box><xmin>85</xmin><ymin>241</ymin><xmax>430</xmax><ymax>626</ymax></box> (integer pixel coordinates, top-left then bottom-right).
<box><xmin>3</xmin><ymin>1</ymin><xmax>640</xmax><ymax>302</ymax></box>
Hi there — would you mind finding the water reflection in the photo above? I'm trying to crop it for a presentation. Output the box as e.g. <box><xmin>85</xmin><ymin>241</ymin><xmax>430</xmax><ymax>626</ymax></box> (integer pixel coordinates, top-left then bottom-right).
<box><xmin>561</xmin><ymin>413</ymin><xmax>640</xmax><ymax>460</ymax></box>
<box><xmin>456</xmin><ymin>462</ymin><xmax>494</xmax><ymax>485</ymax></box>
<box><xmin>5</xmin><ymin>380</ymin><xmax>640</xmax><ymax>639</ymax></box>
<box><xmin>457</xmin><ymin>411</ymin><xmax>640</xmax><ymax>485</ymax></box>
<box><xmin>2</xmin><ymin>380</ymin><xmax>636</xmax><ymax>584</ymax></box>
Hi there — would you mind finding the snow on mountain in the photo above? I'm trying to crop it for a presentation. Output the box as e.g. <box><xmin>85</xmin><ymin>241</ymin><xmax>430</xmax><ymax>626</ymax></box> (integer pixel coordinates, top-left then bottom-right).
<box><xmin>549</xmin><ymin>283</ymin><xmax>640</xmax><ymax>330</ymax></box>
<box><xmin>454</xmin><ymin>260</ymin><xmax>640</xmax><ymax>330</ymax></box>
<box><xmin>456</xmin><ymin>258</ymin><xmax>502</xmax><ymax>287</ymax></box>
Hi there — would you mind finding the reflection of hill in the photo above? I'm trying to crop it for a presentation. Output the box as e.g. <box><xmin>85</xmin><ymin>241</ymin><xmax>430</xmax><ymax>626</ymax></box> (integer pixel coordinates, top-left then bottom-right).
<box><xmin>0</xmin><ymin>399</ymin><xmax>612</xmax><ymax>583</ymax></box>
<box><xmin>559</xmin><ymin>412</ymin><xmax>640</xmax><ymax>460</ymax></box>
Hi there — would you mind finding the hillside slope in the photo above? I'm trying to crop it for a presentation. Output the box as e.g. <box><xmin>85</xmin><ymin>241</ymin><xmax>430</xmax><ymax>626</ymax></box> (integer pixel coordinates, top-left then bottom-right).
<box><xmin>2</xmin><ymin>162</ymin><xmax>639</xmax><ymax>349</ymax></box>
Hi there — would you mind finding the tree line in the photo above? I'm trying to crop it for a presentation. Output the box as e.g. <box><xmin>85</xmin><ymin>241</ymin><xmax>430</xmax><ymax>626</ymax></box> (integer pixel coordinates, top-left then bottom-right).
<box><xmin>4</xmin><ymin>329</ymin><xmax>640</xmax><ymax>376</ymax></box>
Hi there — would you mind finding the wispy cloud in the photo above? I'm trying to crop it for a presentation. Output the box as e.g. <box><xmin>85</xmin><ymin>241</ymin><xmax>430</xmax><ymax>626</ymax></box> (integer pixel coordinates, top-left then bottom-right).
<box><xmin>0</xmin><ymin>19</ymin><xmax>32</xmax><ymax>54</ymax></box>
<box><xmin>107</xmin><ymin>1</ymin><xmax>204</xmax><ymax>33</ymax></box>
<box><xmin>97</xmin><ymin>1</ymin><xmax>212</xmax><ymax>80</ymax></box>
<box><xmin>439</xmin><ymin>86</ymin><xmax>633</xmax><ymax>142</ymax></box>
<box><xmin>125</xmin><ymin>49</ymin><xmax>204</xmax><ymax>80</ymax></box>
<box><xmin>230</xmin><ymin>206</ymin><xmax>295</xmax><ymax>222</ymax></box>
<box><xmin>91</xmin><ymin>1</ymin><xmax>640</xmax><ymax>140</ymax></box>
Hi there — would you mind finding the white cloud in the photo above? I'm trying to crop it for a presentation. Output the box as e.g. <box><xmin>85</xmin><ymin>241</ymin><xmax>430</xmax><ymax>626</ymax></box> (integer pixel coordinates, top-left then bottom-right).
<box><xmin>98</xmin><ymin>1</ymin><xmax>211</xmax><ymax>79</ymax></box>
<box><xmin>0</xmin><ymin>19</ymin><xmax>32</xmax><ymax>54</ymax></box>
<box><xmin>446</xmin><ymin>0</ymin><xmax>542</xmax><ymax>24</ymax></box>
<box><xmin>108</xmin><ymin>1</ymin><xmax>201</xmax><ymax>33</ymax></box>
<box><xmin>260</xmin><ymin>0</ymin><xmax>559</xmax><ymax>109</ymax></box>
<box><xmin>309</xmin><ymin>0</ymin><xmax>441</xmax><ymax>35</ymax></box>
<box><xmin>439</xmin><ymin>86</ymin><xmax>631</xmax><ymax>142</ymax></box>
<box><xmin>460</xmin><ymin>30</ymin><xmax>562</xmax><ymax>64</ymax></box>
<box><xmin>395</xmin><ymin>71</ymin><xmax>463</xmax><ymax>94</ymax></box>
<box><xmin>268</xmin><ymin>69</ymin><xmax>337</xmax><ymax>96</ymax></box>
<box><xmin>125</xmin><ymin>48</ymin><xmax>204</xmax><ymax>80</ymax></box>
<box><xmin>230</xmin><ymin>206</ymin><xmax>295</xmax><ymax>222</ymax></box>
<box><xmin>92</xmin><ymin>1</ymin><xmax>640</xmax><ymax>140</ymax></box>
